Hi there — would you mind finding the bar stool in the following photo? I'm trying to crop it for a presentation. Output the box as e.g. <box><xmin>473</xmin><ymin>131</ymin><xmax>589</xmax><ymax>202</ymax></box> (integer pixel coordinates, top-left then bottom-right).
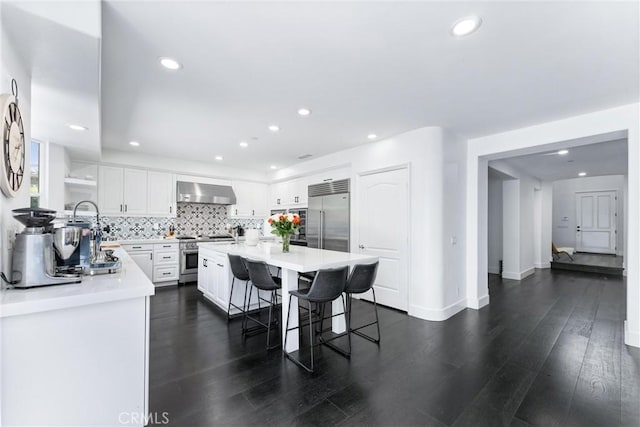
<box><xmin>244</xmin><ymin>259</ymin><xmax>282</xmax><ymax>350</ymax></box>
<box><xmin>345</xmin><ymin>262</ymin><xmax>380</xmax><ymax>344</ymax></box>
<box><xmin>284</xmin><ymin>266</ymin><xmax>349</xmax><ymax>372</ymax></box>
<box><xmin>227</xmin><ymin>254</ymin><xmax>251</xmax><ymax>324</ymax></box>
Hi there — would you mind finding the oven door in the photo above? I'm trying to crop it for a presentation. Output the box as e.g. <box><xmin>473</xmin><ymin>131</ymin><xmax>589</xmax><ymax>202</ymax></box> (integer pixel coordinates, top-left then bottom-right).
<box><xmin>181</xmin><ymin>249</ymin><xmax>199</xmax><ymax>275</ymax></box>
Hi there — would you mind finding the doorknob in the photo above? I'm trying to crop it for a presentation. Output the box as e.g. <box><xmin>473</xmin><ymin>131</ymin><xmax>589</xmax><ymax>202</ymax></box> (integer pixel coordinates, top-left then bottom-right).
<box><xmin>358</xmin><ymin>244</ymin><xmax>365</xmax><ymax>249</ymax></box>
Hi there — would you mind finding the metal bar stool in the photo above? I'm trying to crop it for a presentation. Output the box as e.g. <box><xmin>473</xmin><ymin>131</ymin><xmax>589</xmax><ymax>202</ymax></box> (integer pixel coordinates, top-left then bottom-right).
<box><xmin>346</xmin><ymin>262</ymin><xmax>380</xmax><ymax>344</ymax></box>
<box><xmin>244</xmin><ymin>259</ymin><xmax>282</xmax><ymax>350</ymax></box>
<box><xmin>284</xmin><ymin>266</ymin><xmax>349</xmax><ymax>372</ymax></box>
<box><xmin>227</xmin><ymin>254</ymin><xmax>251</xmax><ymax>325</ymax></box>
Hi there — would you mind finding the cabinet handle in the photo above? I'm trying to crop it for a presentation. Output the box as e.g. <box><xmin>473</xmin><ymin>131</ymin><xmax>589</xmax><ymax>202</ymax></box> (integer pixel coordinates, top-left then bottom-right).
<box><xmin>217</xmin><ymin>263</ymin><xmax>224</xmax><ymax>267</ymax></box>
<box><xmin>162</xmin><ymin>256</ymin><xmax>171</xmax><ymax>259</ymax></box>
<box><xmin>162</xmin><ymin>245</ymin><xmax>171</xmax><ymax>248</ymax></box>
<box><xmin>252</xmin><ymin>209</ymin><xmax>254</xmax><ymax>216</ymax></box>
<box><xmin>277</xmin><ymin>198</ymin><xmax>280</xmax><ymax>205</ymax></box>
<box><xmin>120</xmin><ymin>204</ymin><xmax>123</xmax><ymax>212</ymax></box>
<box><xmin>323</xmin><ymin>178</ymin><xmax>332</xmax><ymax>182</ymax></box>
<box><xmin>162</xmin><ymin>272</ymin><xmax>172</xmax><ymax>276</ymax></box>
<box><xmin>169</xmin><ymin>206</ymin><xmax>172</xmax><ymax>214</ymax></box>
<box><xmin>133</xmin><ymin>246</ymin><xmax>142</xmax><ymax>249</ymax></box>
<box><xmin>203</xmin><ymin>259</ymin><xmax>208</xmax><ymax>267</ymax></box>
<box><xmin>235</xmin><ymin>209</ymin><xmax>238</xmax><ymax>215</ymax></box>
<box><xmin>150</xmin><ymin>253</ymin><xmax>153</xmax><ymax>261</ymax></box>
<box><xmin>125</xmin><ymin>204</ymin><xmax>128</xmax><ymax>212</ymax></box>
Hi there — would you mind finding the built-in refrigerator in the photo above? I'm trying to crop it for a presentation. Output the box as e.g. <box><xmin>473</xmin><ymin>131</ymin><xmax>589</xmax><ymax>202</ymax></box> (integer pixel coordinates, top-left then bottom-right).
<box><xmin>307</xmin><ymin>179</ymin><xmax>350</xmax><ymax>252</ymax></box>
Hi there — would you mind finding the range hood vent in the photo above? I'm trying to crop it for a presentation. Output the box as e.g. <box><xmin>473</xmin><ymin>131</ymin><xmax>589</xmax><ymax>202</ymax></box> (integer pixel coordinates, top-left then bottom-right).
<box><xmin>176</xmin><ymin>181</ymin><xmax>237</xmax><ymax>205</ymax></box>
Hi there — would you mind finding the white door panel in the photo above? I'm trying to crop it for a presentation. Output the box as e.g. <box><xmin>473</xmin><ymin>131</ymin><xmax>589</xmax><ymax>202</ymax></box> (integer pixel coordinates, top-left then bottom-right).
<box><xmin>357</xmin><ymin>167</ymin><xmax>409</xmax><ymax>311</ymax></box>
<box><xmin>576</xmin><ymin>191</ymin><xmax>616</xmax><ymax>254</ymax></box>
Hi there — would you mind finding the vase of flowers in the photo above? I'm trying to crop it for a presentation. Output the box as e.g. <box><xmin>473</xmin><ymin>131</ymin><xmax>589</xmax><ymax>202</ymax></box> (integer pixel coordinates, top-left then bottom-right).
<box><xmin>268</xmin><ymin>213</ymin><xmax>300</xmax><ymax>253</ymax></box>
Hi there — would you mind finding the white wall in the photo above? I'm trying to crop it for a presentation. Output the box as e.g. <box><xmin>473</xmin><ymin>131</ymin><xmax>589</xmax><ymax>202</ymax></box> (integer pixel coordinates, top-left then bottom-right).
<box><xmin>466</xmin><ymin>103</ymin><xmax>639</xmax><ymax>348</ymax></box>
<box><xmin>502</xmin><ymin>180</ymin><xmax>520</xmax><ymax>278</ymax></box>
<box><xmin>552</xmin><ymin>174</ymin><xmax>626</xmax><ymax>256</ymax></box>
<box><xmin>41</xmin><ymin>142</ymin><xmax>67</xmax><ymax>212</ymax></box>
<box><xmin>273</xmin><ymin>126</ymin><xmax>468</xmax><ymax>321</ymax></box>
<box><xmin>487</xmin><ymin>176</ymin><xmax>503</xmax><ymax>274</ymax></box>
<box><xmin>539</xmin><ymin>181</ymin><xmax>553</xmax><ymax>268</ymax></box>
<box><xmin>100</xmin><ymin>149</ymin><xmax>270</xmax><ymax>183</ymax></box>
<box><xmin>1</xmin><ymin>16</ymin><xmax>32</xmax><ymax>278</ymax></box>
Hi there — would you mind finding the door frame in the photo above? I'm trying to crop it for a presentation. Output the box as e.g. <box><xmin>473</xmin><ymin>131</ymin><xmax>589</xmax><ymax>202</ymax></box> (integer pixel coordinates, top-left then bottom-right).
<box><xmin>355</xmin><ymin>163</ymin><xmax>411</xmax><ymax>311</ymax></box>
<box><xmin>574</xmin><ymin>189</ymin><xmax>618</xmax><ymax>254</ymax></box>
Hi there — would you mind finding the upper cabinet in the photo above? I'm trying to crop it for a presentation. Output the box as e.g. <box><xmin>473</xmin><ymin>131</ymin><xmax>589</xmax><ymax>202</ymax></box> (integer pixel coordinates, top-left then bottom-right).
<box><xmin>228</xmin><ymin>181</ymin><xmax>269</xmax><ymax>218</ymax></box>
<box><xmin>98</xmin><ymin>166</ymin><xmax>126</xmax><ymax>215</ymax></box>
<box><xmin>270</xmin><ymin>178</ymin><xmax>308</xmax><ymax>208</ymax></box>
<box><xmin>123</xmin><ymin>168</ymin><xmax>148</xmax><ymax>215</ymax></box>
<box><xmin>147</xmin><ymin>171</ymin><xmax>175</xmax><ymax>216</ymax></box>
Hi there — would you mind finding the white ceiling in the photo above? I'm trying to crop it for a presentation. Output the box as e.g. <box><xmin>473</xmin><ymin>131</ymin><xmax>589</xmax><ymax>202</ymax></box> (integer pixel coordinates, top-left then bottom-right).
<box><xmin>493</xmin><ymin>139</ymin><xmax>628</xmax><ymax>182</ymax></box>
<box><xmin>5</xmin><ymin>2</ymin><xmax>639</xmax><ymax>172</ymax></box>
<box><xmin>2</xmin><ymin>1</ymin><xmax>102</xmax><ymax>158</ymax></box>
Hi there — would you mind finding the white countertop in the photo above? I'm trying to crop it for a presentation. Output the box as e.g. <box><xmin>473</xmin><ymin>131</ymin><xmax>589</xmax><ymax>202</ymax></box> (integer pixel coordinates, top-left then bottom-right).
<box><xmin>199</xmin><ymin>242</ymin><xmax>378</xmax><ymax>272</ymax></box>
<box><xmin>117</xmin><ymin>238</ymin><xmax>178</xmax><ymax>245</ymax></box>
<box><xmin>0</xmin><ymin>248</ymin><xmax>155</xmax><ymax>318</ymax></box>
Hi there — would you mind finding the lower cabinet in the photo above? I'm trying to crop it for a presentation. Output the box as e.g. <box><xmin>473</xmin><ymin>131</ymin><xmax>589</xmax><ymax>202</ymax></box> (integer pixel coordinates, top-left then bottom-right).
<box><xmin>122</xmin><ymin>242</ymin><xmax>179</xmax><ymax>286</ymax></box>
<box><xmin>198</xmin><ymin>250</ymin><xmax>267</xmax><ymax>315</ymax></box>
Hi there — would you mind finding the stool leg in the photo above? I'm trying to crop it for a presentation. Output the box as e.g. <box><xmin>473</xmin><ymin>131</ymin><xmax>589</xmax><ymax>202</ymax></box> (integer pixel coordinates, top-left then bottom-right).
<box><xmin>243</xmin><ymin>285</ymin><xmax>253</xmax><ymax>334</ymax></box>
<box><xmin>227</xmin><ymin>277</ymin><xmax>236</xmax><ymax>322</ymax></box>
<box><xmin>309</xmin><ymin>300</ymin><xmax>315</xmax><ymax>372</ymax></box>
<box><xmin>372</xmin><ymin>288</ymin><xmax>381</xmax><ymax>344</ymax></box>
<box><xmin>284</xmin><ymin>294</ymin><xmax>292</xmax><ymax>352</ymax></box>
<box><xmin>342</xmin><ymin>294</ymin><xmax>351</xmax><ymax>355</ymax></box>
<box><xmin>266</xmin><ymin>290</ymin><xmax>274</xmax><ymax>349</ymax></box>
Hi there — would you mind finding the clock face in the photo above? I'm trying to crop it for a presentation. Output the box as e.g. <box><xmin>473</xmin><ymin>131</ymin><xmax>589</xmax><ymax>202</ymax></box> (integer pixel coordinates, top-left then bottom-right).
<box><xmin>1</xmin><ymin>95</ymin><xmax>25</xmax><ymax>198</ymax></box>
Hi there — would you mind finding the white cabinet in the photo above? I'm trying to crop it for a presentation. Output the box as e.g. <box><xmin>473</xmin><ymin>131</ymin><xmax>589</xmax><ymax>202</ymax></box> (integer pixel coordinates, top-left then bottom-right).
<box><xmin>123</xmin><ymin>169</ymin><xmax>148</xmax><ymax>215</ymax></box>
<box><xmin>147</xmin><ymin>171</ymin><xmax>175</xmax><ymax>216</ymax></box>
<box><xmin>198</xmin><ymin>251</ymin><xmax>233</xmax><ymax>310</ymax></box>
<box><xmin>270</xmin><ymin>177</ymin><xmax>308</xmax><ymax>208</ymax></box>
<box><xmin>123</xmin><ymin>242</ymin><xmax>179</xmax><ymax>286</ymax></box>
<box><xmin>98</xmin><ymin>166</ymin><xmax>149</xmax><ymax>215</ymax></box>
<box><xmin>98</xmin><ymin>166</ymin><xmax>125</xmax><ymax>215</ymax></box>
<box><xmin>229</xmin><ymin>181</ymin><xmax>269</xmax><ymax>218</ymax></box>
<box><xmin>127</xmin><ymin>249</ymin><xmax>153</xmax><ymax>280</ymax></box>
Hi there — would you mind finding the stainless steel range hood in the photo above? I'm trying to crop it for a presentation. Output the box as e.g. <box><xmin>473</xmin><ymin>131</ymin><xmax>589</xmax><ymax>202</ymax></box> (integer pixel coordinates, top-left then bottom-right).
<box><xmin>176</xmin><ymin>181</ymin><xmax>237</xmax><ymax>205</ymax></box>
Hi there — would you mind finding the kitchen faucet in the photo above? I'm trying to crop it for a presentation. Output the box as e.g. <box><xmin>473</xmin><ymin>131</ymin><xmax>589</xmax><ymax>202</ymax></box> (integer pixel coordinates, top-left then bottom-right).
<box><xmin>72</xmin><ymin>200</ymin><xmax>109</xmax><ymax>262</ymax></box>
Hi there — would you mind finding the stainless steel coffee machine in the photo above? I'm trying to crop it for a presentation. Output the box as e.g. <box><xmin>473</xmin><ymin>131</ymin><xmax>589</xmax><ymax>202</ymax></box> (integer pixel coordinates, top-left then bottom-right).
<box><xmin>6</xmin><ymin>208</ymin><xmax>83</xmax><ymax>288</ymax></box>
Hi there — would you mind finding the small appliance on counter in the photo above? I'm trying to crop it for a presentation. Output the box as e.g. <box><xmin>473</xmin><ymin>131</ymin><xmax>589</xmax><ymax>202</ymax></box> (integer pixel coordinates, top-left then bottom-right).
<box><xmin>245</xmin><ymin>229</ymin><xmax>260</xmax><ymax>246</ymax></box>
<box><xmin>2</xmin><ymin>207</ymin><xmax>83</xmax><ymax>288</ymax></box>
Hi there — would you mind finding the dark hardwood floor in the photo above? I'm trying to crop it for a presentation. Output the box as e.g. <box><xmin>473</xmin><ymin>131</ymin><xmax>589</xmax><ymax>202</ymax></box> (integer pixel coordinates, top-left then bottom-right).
<box><xmin>149</xmin><ymin>270</ymin><xmax>640</xmax><ymax>426</ymax></box>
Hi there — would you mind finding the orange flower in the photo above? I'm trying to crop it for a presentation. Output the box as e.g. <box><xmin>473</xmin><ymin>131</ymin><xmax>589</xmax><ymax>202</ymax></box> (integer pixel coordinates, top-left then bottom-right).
<box><xmin>268</xmin><ymin>218</ymin><xmax>273</xmax><ymax>224</ymax></box>
<box><xmin>292</xmin><ymin>216</ymin><xmax>300</xmax><ymax>224</ymax></box>
<box><xmin>279</xmin><ymin>215</ymin><xmax>284</xmax><ymax>221</ymax></box>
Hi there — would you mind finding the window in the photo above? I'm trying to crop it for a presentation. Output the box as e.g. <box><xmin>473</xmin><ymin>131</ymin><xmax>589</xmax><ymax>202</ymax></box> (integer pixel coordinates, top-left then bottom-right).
<box><xmin>30</xmin><ymin>140</ymin><xmax>40</xmax><ymax>208</ymax></box>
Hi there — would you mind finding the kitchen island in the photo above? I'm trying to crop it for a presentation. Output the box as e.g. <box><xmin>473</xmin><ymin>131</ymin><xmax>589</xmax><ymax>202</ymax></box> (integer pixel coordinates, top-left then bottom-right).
<box><xmin>0</xmin><ymin>248</ymin><xmax>154</xmax><ymax>426</ymax></box>
<box><xmin>198</xmin><ymin>242</ymin><xmax>378</xmax><ymax>353</ymax></box>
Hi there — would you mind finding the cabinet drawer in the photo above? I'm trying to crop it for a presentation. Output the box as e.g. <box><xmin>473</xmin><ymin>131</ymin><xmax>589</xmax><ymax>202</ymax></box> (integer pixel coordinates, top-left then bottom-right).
<box><xmin>153</xmin><ymin>265</ymin><xmax>179</xmax><ymax>282</ymax></box>
<box><xmin>154</xmin><ymin>250</ymin><xmax>178</xmax><ymax>265</ymax></box>
<box><xmin>122</xmin><ymin>243</ymin><xmax>154</xmax><ymax>252</ymax></box>
<box><xmin>154</xmin><ymin>243</ymin><xmax>178</xmax><ymax>251</ymax></box>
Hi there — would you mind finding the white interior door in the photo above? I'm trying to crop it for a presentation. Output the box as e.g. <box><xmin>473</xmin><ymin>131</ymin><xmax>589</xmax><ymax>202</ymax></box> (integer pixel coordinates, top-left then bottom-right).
<box><xmin>575</xmin><ymin>191</ymin><xmax>617</xmax><ymax>254</ymax></box>
<box><xmin>357</xmin><ymin>167</ymin><xmax>409</xmax><ymax>311</ymax></box>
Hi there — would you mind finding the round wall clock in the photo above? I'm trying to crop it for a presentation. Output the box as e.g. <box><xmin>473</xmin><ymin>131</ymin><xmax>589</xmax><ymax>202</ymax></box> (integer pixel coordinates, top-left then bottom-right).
<box><xmin>0</xmin><ymin>80</ymin><xmax>25</xmax><ymax>198</ymax></box>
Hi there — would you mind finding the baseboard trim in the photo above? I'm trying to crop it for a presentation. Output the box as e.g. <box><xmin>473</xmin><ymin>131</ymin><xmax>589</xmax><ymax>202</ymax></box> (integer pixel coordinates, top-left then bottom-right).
<box><xmin>535</xmin><ymin>262</ymin><xmax>551</xmax><ymax>269</ymax></box>
<box><xmin>488</xmin><ymin>266</ymin><xmax>500</xmax><ymax>275</ymax></box>
<box><xmin>409</xmin><ymin>299</ymin><xmax>466</xmax><ymax>321</ymax></box>
<box><xmin>502</xmin><ymin>267</ymin><xmax>535</xmax><ymax>280</ymax></box>
<box><xmin>467</xmin><ymin>294</ymin><xmax>490</xmax><ymax>310</ymax></box>
<box><xmin>625</xmin><ymin>321</ymin><xmax>640</xmax><ymax>348</ymax></box>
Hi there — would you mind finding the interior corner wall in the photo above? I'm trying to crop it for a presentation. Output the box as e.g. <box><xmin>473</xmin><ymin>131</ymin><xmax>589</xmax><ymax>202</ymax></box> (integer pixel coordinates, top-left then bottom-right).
<box><xmin>501</xmin><ymin>180</ymin><xmax>520</xmax><ymax>279</ymax></box>
<box><xmin>1</xmin><ymin>21</ymin><xmax>32</xmax><ymax>278</ymax></box>
<box><xmin>539</xmin><ymin>181</ymin><xmax>553</xmax><ymax>268</ymax></box>
<box><xmin>487</xmin><ymin>177</ymin><xmax>503</xmax><ymax>274</ymax></box>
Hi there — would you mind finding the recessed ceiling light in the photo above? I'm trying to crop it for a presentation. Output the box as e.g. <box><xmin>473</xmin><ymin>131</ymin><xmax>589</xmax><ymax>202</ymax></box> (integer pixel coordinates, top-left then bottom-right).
<box><xmin>270</xmin><ymin>165</ymin><xmax>277</xmax><ymax>170</ymax></box>
<box><xmin>451</xmin><ymin>16</ymin><xmax>482</xmax><ymax>37</ymax></box>
<box><xmin>215</xmin><ymin>156</ymin><xmax>223</xmax><ymax>161</ymax></box>
<box><xmin>129</xmin><ymin>141</ymin><xmax>140</xmax><ymax>147</ymax></box>
<box><xmin>367</xmin><ymin>134</ymin><xmax>377</xmax><ymax>140</ymax></box>
<box><xmin>268</xmin><ymin>125</ymin><xmax>280</xmax><ymax>132</ymax></box>
<box><xmin>68</xmin><ymin>124</ymin><xmax>87</xmax><ymax>131</ymax></box>
<box><xmin>159</xmin><ymin>57</ymin><xmax>182</xmax><ymax>70</ymax></box>
<box><xmin>297</xmin><ymin>108</ymin><xmax>312</xmax><ymax>116</ymax></box>
<box><xmin>239</xmin><ymin>141</ymin><xmax>248</xmax><ymax>148</ymax></box>
<box><xmin>578</xmin><ymin>172</ymin><xmax>587</xmax><ymax>177</ymax></box>
<box><xmin>558</xmin><ymin>149</ymin><xmax>569</xmax><ymax>155</ymax></box>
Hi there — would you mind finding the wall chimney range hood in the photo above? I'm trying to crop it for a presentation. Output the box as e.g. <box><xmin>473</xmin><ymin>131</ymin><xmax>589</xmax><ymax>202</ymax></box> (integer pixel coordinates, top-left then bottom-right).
<box><xmin>176</xmin><ymin>181</ymin><xmax>237</xmax><ymax>205</ymax></box>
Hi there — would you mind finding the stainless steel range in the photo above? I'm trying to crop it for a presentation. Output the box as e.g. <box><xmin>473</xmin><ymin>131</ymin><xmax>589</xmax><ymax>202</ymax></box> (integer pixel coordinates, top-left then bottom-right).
<box><xmin>178</xmin><ymin>235</ymin><xmax>234</xmax><ymax>284</ymax></box>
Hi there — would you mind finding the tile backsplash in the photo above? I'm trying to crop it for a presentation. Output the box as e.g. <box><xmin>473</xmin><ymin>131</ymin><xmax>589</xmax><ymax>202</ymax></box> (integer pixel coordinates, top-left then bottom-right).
<box><xmin>70</xmin><ymin>202</ymin><xmax>264</xmax><ymax>241</ymax></box>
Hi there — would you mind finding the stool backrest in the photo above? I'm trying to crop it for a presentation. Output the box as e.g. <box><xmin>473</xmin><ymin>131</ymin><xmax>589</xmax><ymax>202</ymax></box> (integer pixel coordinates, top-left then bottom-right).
<box><xmin>244</xmin><ymin>259</ymin><xmax>279</xmax><ymax>290</ymax></box>
<box><xmin>346</xmin><ymin>262</ymin><xmax>378</xmax><ymax>294</ymax></box>
<box><xmin>228</xmin><ymin>254</ymin><xmax>250</xmax><ymax>281</ymax></box>
<box><xmin>306</xmin><ymin>266</ymin><xmax>349</xmax><ymax>303</ymax></box>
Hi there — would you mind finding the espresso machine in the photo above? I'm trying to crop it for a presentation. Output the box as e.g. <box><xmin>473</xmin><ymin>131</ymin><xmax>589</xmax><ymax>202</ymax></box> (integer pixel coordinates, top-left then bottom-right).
<box><xmin>6</xmin><ymin>207</ymin><xmax>83</xmax><ymax>288</ymax></box>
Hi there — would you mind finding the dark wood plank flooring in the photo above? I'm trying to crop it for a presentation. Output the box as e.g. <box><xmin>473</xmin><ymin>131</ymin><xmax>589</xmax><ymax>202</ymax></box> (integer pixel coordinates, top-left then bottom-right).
<box><xmin>149</xmin><ymin>270</ymin><xmax>640</xmax><ymax>426</ymax></box>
